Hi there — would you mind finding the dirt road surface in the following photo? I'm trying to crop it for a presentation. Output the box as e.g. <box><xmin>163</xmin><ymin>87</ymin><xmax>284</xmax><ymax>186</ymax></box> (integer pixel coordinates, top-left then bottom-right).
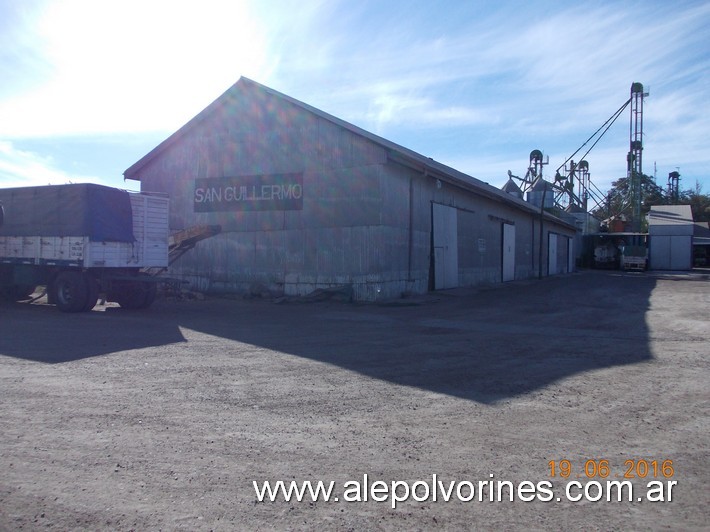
<box><xmin>1</xmin><ymin>270</ymin><xmax>708</xmax><ymax>530</ymax></box>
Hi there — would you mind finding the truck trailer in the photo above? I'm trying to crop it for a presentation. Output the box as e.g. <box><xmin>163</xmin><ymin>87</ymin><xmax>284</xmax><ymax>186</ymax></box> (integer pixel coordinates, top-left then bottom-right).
<box><xmin>0</xmin><ymin>183</ymin><xmax>169</xmax><ymax>312</ymax></box>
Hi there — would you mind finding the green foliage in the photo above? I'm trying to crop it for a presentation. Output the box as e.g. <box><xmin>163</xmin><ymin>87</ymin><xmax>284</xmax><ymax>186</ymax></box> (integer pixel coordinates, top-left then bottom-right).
<box><xmin>679</xmin><ymin>183</ymin><xmax>710</xmax><ymax>222</ymax></box>
<box><xmin>592</xmin><ymin>173</ymin><xmax>666</xmax><ymax>220</ymax></box>
<box><xmin>593</xmin><ymin>176</ymin><xmax>710</xmax><ymax>223</ymax></box>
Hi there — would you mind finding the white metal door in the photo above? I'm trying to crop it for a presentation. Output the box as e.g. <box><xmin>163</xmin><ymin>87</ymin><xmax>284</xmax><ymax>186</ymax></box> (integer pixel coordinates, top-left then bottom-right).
<box><xmin>433</xmin><ymin>203</ymin><xmax>458</xmax><ymax>289</ymax></box>
<box><xmin>502</xmin><ymin>223</ymin><xmax>515</xmax><ymax>282</ymax></box>
<box><xmin>650</xmin><ymin>236</ymin><xmax>671</xmax><ymax>269</ymax></box>
<box><xmin>548</xmin><ymin>233</ymin><xmax>558</xmax><ymax>275</ymax></box>
<box><xmin>670</xmin><ymin>236</ymin><xmax>692</xmax><ymax>270</ymax></box>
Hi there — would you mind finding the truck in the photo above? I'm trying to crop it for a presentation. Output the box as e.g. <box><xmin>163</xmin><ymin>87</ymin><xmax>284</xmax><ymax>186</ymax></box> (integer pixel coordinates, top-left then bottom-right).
<box><xmin>0</xmin><ymin>183</ymin><xmax>169</xmax><ymax>312</ymax></box>
<box><xmin>620</xmin><ymin>245</ymin><xmax>648</xmax><ymax>271</ymax></box>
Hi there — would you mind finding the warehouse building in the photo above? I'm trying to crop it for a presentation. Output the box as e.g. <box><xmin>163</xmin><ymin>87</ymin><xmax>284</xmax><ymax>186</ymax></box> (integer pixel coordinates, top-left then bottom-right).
<box><xmin>124</xmin><ymin>78</ymin><xmax>576</xmax><ymax>300</ymax></box>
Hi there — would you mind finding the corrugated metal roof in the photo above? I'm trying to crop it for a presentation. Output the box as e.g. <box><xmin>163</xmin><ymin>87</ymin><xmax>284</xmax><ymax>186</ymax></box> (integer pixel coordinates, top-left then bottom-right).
<box><xmin>124</xmin><ymin>77</ymin><xmax>574</xmax><ymax>228</ymax></box>
<box><xmin>648</xmin><ymin>205</ymin><xmax>694</xmax><ymax>227</ymax></box>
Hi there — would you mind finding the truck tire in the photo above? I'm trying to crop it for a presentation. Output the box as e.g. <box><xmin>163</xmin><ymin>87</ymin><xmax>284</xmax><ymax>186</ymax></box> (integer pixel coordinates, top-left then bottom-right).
<box><xmin>112</xmin><ymin>279</ymin><xmax>157</xmax><ymax>309</ymax></box>
<box><xmin>140</xmin><ymin>281</ymin><xmax>157</xmax><ymax>309</ymax></box>
<box><xmin>15</xmin><ymin>285</ymin><xmax>37</xmax><ymax>300</ymax></box>
<box><xmin>112</xmin><ymin>282</ymin><xmax>142</xmax><ymax>309</ymax></box>
<box><xmin>1</xmin><ymin>284</ymin><xmax>36</xmax><ymax>301</ymax></box>
<box><xmin>54</xmin><ymin>271</ymin><xmax>88</xmax><ymax>313</ymax></box>
<box><xmin>82</xmin><ymin>273</ymin><xmax>99</xmax><ymax>312</ymax></box>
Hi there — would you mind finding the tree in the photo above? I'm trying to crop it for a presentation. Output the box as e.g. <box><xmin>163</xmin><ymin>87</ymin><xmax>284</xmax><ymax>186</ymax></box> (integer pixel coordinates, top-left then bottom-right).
<box><xmin>593</xmin><ymin>177</ymin><xmax>710</xmax><ymax>224</ymax></box>
<box><xmin>592</xmin><ymin>173</ymin><xmax>666</xmax><ymax>221</ymax></box>
<box><xmin>679</xmin><ymin>182</ymin><xmax>710</xmax><ymax>222</ymax></box>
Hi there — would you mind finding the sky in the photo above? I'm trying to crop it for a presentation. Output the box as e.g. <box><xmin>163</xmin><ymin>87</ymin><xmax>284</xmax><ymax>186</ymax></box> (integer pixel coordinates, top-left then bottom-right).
<box><xmin>1</xmin><ymin>0</ymin><xmax>708</xmax><ymax>211</ymax></box>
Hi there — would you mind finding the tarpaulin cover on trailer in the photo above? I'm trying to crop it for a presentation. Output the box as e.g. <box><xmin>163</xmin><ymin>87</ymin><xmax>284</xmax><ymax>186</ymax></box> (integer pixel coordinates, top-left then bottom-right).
<box><xmin>0</xmin><ymin>183</ymin><xmax>135</xmax><ymax>242</ymax></box>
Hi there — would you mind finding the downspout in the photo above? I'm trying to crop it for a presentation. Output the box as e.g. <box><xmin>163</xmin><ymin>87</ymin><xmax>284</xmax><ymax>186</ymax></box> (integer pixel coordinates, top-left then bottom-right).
<box><xmin>426</xmin><ymin>168</ymin><xmax>436</xmax><ymax>291</ymax></box>
<box><xmin>531</xmin><ymin>217</ymin><xmax>535</xmax><ymax>275</ymax></box>
<box><xmin>407</xmin><ymin>175</ymin><xmax>414</xmax><ymax>282</ymax></box>
<box><xmin>538</xmin><ymin>184</ymin><xmax>547</xmax><ymax>279</ymax></box>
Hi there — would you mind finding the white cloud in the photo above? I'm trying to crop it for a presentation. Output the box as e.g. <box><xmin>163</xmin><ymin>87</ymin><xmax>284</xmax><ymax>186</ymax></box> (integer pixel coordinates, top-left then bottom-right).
<box><xmin>0</xmin><ymin>0</ymin><xmax>270</xmax><ymax>137</ymax></box>
<box><xmin>0</xmin><ymin>140</ymin><xmax>100</xmax><ymax>187</ymax></box>
<box><xmin>0</xmin><ymin>0</ymin><xmax>707</xmax><ymax>196</ymax></box>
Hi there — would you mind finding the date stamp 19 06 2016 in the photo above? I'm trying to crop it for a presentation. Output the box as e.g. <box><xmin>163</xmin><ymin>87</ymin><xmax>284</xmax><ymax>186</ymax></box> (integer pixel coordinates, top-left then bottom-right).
<box><xmin>548</xmin><ymin>459</ymin><xmax>675</xmax><ymax>479</ymax></box>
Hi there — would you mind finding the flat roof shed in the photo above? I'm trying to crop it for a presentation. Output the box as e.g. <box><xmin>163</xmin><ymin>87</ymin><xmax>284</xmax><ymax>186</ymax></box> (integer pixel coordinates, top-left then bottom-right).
<box><xmin>648</xmin><ymin>205</ymin><xmax>694</xmax><ymax>270</ymax></box>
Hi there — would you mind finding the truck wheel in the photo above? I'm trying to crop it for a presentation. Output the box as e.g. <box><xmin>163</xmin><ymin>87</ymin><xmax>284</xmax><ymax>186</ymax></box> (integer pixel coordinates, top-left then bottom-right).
<box><xmin>110</xmin><ymin>281</ymin><xmax>140</xmax><ymax>309</ymax></box>
<box><xmin>54</xmin><ymin>271</ymin><xmax>88</xmax><ymax>313</ymax></box>
<box><xmin>82</xmin><ymin>273</ymin><xmax>99</xmax><ymax>312</ymax></box>
<box><xmin>16</xmin><ymin>285</ymin><xmax>37</xmax><ymax>300</ymax></box>
<box><xmin>140</xmin><ymin>281</ymin><xmax>157</xmax><ymax>309</ymax></box>
<box><xmin>113</xmin><ymin>280</ymin><xmax>156</xmax><ymax>309</ymax></box>
<box><xmin>1</xmin><ymin>284</ymin><xmax>35</xmax><ymax>301</ymax></box>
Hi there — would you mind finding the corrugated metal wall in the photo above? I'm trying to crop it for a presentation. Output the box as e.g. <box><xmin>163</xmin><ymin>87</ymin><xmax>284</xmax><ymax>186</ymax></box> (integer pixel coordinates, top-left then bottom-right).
<box><xmin>650</xmin><ymin>235</ymin><xmax>692</xmax><ymax>270</ymax></box>
<box><xmin>136</xmin><ymin>86</ymin><xmax>574</xmax><ymax>300</ymax></box>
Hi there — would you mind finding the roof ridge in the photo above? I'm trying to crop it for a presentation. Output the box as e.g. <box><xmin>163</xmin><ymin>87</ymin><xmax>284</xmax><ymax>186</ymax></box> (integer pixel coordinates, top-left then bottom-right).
<box><xmin>122</xmin><ymin>77</ymin><xmax>574</xmax><ymax>228</ymax></box>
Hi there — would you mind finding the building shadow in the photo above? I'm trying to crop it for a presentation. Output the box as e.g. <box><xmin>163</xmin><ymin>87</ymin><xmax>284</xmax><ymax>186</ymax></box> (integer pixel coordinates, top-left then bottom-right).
<box><xmin>0</xmin><ymin>271</ymin><xmax>655</xmax><ymax>403</ymax></box>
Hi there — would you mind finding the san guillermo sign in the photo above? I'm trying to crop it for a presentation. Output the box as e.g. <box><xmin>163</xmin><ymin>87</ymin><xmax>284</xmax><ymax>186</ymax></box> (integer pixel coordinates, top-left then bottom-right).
<box><xmin>194</xmin><ymin>174</ymin><xmax>303</xmax><ymax>212</ymax></box>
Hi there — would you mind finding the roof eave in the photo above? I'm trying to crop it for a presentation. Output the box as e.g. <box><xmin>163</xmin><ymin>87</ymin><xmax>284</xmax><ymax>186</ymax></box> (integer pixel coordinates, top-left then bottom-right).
<box><xmin>123</xmin><ymin>81</ymin><xmax>243</xmax><ymax>181</ymax></box>
<box><xmin>386</xmin><ymin>151</ymin><xmax>576</xmax><ymax>230</ymax></box>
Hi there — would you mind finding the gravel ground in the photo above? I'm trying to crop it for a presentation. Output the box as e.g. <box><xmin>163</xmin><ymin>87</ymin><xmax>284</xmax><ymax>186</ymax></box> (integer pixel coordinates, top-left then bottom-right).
<box><xmin>0</xmin><ymin>270</ymin><xmax>708</xmax><ymax>530</ymax></box>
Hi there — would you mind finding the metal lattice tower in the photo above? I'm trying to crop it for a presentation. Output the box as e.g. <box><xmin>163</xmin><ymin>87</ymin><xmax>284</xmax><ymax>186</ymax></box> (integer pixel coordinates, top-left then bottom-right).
<box><xmin>628</xmin><ymin>82</ymin><xmax>648</xmax><ymax>231</ymax></box>
<box><xmin>556</xmin><ymin>159</ymin><xmax>590</xmax><ymax>210</ymax></box>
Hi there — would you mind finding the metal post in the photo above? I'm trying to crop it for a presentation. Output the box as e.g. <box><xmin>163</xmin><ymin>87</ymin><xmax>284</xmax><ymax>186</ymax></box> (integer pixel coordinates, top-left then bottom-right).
<box><xmin>538</xmin><ymin>183</ymin><xmax>546</xmax><ymax>279</ymax></box>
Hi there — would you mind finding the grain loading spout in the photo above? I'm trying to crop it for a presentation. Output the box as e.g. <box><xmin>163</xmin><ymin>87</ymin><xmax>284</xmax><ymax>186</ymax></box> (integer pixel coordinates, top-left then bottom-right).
<box><xmin>167</xmin><ymin>225</ymin><xmax>222</xmax><ymax>265</ymax></box>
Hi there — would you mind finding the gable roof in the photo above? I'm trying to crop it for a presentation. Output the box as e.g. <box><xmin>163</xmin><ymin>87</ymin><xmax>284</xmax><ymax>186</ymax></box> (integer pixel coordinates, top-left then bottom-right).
<box><xmin>501</xmin><ymin>177</ymin><xmax>522</xmax><ymax>195</ymax></box>
<box><xmin>124</xmin><ymin>77</ymin><xmax>574</xmax><ymax>227</ymax></box>
<box><xmin>647</xmin><ymin>205</ymin><xmax>694</xmax><ymax>227</ymax></box>
<box><xmin>648</xmin><ymin>204</ymin><xmax>694</xmax><ymax>237</ymax></box>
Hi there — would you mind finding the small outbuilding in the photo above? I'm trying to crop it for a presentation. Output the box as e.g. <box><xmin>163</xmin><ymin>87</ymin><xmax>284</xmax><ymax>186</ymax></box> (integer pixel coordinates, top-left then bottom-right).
<box><xmin>124</xmin><ymin>78</ymin><xmax>576</xmax><ymax>300</ymax></box>
<box><xmin>692</xmin><ymin>222</ymin><xmax>710</xmax><ymax>267</ymax></box>
<box><xmin>647</xmin><ymin>205</ymin><xmax>694</xmax><ymax>270</ymax></box>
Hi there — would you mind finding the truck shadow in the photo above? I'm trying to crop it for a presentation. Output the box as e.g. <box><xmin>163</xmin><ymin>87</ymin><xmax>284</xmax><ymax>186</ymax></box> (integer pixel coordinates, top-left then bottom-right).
<box><xmin>0</xmin><ymin>300</ymin><xmax>188</xmax><ymax>364</ymax></box>
<box><xmin>0</xmin><ymin>272</ymin><xmax>656</xmax><ymax>403</ymax></box>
